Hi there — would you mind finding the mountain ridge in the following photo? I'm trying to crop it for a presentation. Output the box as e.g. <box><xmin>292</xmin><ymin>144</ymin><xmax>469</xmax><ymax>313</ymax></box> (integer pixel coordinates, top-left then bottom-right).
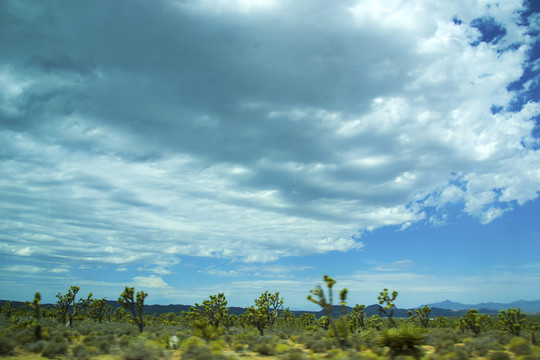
<box><xmin>425</xmin><ymin>299</ymin><xmax>540</xmax><ymax>313</ymax></box>
<box><xmin>4</xmin><ymin>299</ymin><xmax>539</xmax><ymax>317</ymax></box>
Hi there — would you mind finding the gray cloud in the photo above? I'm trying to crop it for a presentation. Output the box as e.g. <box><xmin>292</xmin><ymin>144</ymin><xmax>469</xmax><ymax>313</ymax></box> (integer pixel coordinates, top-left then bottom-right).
<box><xmin>1</xmin><ymin>0</ymin><xmax>539</xmax><ymax>270</ymax></box>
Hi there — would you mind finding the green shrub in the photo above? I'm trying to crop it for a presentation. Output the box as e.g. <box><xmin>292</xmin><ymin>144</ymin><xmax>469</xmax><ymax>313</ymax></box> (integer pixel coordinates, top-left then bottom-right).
<box><xmin>355</xmin><ymin>329</ymin><xmax>381</xmax><ymax>350</ymax></box>
<box><xmin>122</xmin><ymin>338</ymin><xmax>169</xmax><ymax>360</ymax></box>
<box><xmin>252</xmin><ymin>335</ymin><xmax>279</xmax><ymax>356</ymax></box>
<box><xmin>232</xmin><ymin>329</ymin><xmax>258</xmax><ymax>348</ymax></box>
<box><xmin>440</xmin><ymin>349</ymin><xmax>469</xmax><ymax>360</ymax></box>
<box><xmin>231</xmin><ymin>340</ymin><xmax>245</xmax><ymax>351</ymax></box>
<box><xmin>423</xmin><ymin>354</ymin><xmax>442</xmax><ymax>360</ymax></box>
<box><xmin>42</xmin><ymin>340</ymin><xmax>68</xmax><ymax>358</ymax></box>
<box><xmin>377</xmin><ymin>326</ymin><xmax>425</xmax><ymax>359</ymax></box>
<box><xmin>515</xmin><ymin>355</ymin><xmax>540</xmax><ymax>360</ymax></box>
<box><xmin>72</xmin><ymin>344</ymin><xmax>90</xmax><ymax>360</ymax></box>
<box><xmin>83</xmin><ymin>332</ymin><xmax>97</xmax><ymax>343</ymax></box>
<box><xmin>191</xmin><ymin>318</ymin><xmax>222</xmax><ymax>341</ymax></box>
<box><xmin>14</xmin><ymin>328</ymin><xmax>36</xmax><ymax>345</ymax></box>
<box><xmin>0</xmin><ymin>335</ymin><xmax>16</xmax><ymax>355</ymax></box>
<box><xmin>426</xmin><ymin>329</ymin><xmax>465</xmax><ymax>348</ymax></box>
<box><xmin>279</xmin><ymin>348</ymin><xmax>309</xmax><ymax>360</ymax></box>
<box><xmin>509</xmin><ymin>337</ymin><xmax>531</xmax><ymax>355</ymax></box>
<box><xmin>275</xmin><ymin>342</ymin><xmax>291</xmax><ymax>354</ymax></box>
<box><xmin>489</xmin><ymin>351</ymin><xmax>511</xmax><ymax>360</ymax></box>
<box><xmin>434</xmin><ymin>339</ymin><xmax>455</xmax><ymax>355</ymax></box>
<box><xmin>22</xmin><ymin>339</ymin><xmax>47</xmax><ymax>353</ymax></box>
<box><xmin>181</xmin><ymin>337</ymin><xmax>213</xmax><ymax>360</ymax></box>
<box><xmin>469</xmin><ymin>334</ymin><xmax>498</xmax><ymax>356</ymax></box>
<box><xmin>304</xmin><ymin>336</ymin><xmax>333</xmax><ymax>352</ymax></box>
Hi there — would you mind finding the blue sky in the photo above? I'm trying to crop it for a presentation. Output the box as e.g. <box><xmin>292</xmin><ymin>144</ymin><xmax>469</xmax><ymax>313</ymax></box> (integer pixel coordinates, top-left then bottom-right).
<box><xmin>1</xmin><ymin>0</ymin><xmax>539</xmax><ymax>310</ymax></box>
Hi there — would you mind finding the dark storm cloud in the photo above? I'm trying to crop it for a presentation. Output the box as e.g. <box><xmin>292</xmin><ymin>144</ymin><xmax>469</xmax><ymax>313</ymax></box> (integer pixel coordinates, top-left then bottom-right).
<box><xmin>1</xmin><ymin>0</ymin><xmax>413</xmax><ymax>163</ymax></box>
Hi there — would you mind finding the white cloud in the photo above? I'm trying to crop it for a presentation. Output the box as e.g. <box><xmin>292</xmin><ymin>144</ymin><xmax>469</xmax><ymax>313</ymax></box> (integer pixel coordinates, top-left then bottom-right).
<box><xmin>50</xmin><ymin>267</ymin><xmax>70</xmax><ymax>274</ymax></box>
<box><xmin>373</xmin><ymin>260</ymin><xmax>415</xmax><ymax>272</ymax></box>
<box><xmin>3</xmin><ymin>265</ymin><xmax>42</xmax><ymax>274</ymax></box>
<box><xmin>133</xmin><ymin>275</ymin><xmax>169</xmax><ymax>289</ymax></box>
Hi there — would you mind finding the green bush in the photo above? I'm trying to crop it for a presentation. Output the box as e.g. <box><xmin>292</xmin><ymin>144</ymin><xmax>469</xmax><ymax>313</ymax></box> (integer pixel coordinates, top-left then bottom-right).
<box><xmin>469</xmin><ymin>334</ymin><xmax>498</xmax><ymax>356</ymax></box>
<box><xmin>72</xmin><ymin>344</ymin><xmax>90</xmax><ymax>360</ymax></box>
<box><xmin>231</xmin><ymin>340</ymin><xmax>245</xmax><ymax>351</ymax></box>
<box><xmin>355</xmin><ymin>329</ymin><xmax>382</xmax><ymax>350</ymax></box>
<box><xmin>515</xmin><ymin>355</ymin><xmax>540</xmax><ymax>360</ymax></box>
<box><xmin>509</xmin><ymin>337</ymin><xmax>531</xmax><ymax>355</ymax></box>
<box><xmin>191</xmin><ymin>318</ymin><xmax>222</xmax><ymax>341</ymax></box>
<box><xmin>304</xmin><ymin>336</ymin><xmax>333</xmax><ymax>353</ymax></box>
<box><xmin>252</xmin><ymin>335</ymin><xmax>279</xmax><ymax>356</ymax></box>
<box><xmin>83</xmin><ymin>334</ymin><xmax>114</xmax><ymax>354</ymax></box>
<box><xmin>279</xmin><ymin>348</ymin><xmax>309</xmax><ymax>360</ymax></box>
<box><xmin>488</xmin><ymin>351</ymin><xmax>511</xmax><ymax>360</ymax></box>
<box><xmin>0</xmin><ymin>335</ymin><xmax>16</xmax><ymax>355</ymax></box>
<box><xmin>22</xmin><ymin>339</ymin><xmax>47</xmax><ymax>353</ymax></box>
<box><xmin>181</xmin><ymin>337</ymin><xmax>213</xmax><ymax>360</ymax></box>
<box><xmin>423</xmin><ymin>354</ymin><xmax>442</xmax><ymax>360</ymax></box>
<box><xmin>41</xmin><ymin>340</ymin><xmax>68</xmax><ymax>358</ymax></box>
<box><xmin>118</xmin><ymin>334</ymin><xmax>132</xmax><ymax>347</ymax></box>
<box><xmin>14</xmin><ymin>328</ymin><xmax>36</xmax><ymax>345</ymax></box>
<box><xmin>426</xmin><ymin>329</ymin><xmax>465</xmax><ymax>349</ymax></box>
<box><xmin>377</xmin><ymin>326</ymin><xmax>425</xmax><ymax>359</ymax></box>
<box><xmin>122</xmin><ymin>338</ymin><xmax>169</xmax><ymax>360</ymax></box>
<box><xmin>232</xmin><ymin>329</ymin><xmax>258</xmax><ymax>348</ymax></box>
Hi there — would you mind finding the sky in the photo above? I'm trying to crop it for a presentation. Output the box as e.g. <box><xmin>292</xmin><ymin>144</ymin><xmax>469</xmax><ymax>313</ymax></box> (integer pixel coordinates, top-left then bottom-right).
<box><xmin>1</xmin><ymin>0</ymin><xmax>539</xmax><ymax>311</ymax></box>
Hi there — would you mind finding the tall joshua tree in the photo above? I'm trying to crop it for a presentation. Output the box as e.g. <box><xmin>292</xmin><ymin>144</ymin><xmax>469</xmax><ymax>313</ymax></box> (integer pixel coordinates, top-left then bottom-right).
<box><xmin>26</xmin><ymin>292</ymin><xmax>41</xmax><ymax>320</ymax></box>
<box><xmin>25</xmin><ymin>293</ymin><xmax>43</xmax><ymax>340</ymax></box>
<box><xmin>118</xmin><ymin>287</ymin><xmax>147</xmax><ymax>333</ymax></box>
<box><xmin>378</xmin><ymin>288</ymin><xmax>398</xmax><ymax>328</ymax></box>
<box><xmin>308</xmin><ymin>275</ymin><xmax>349</xmax><ymax>349</ymax></box>
<box><xmin>246</xmin><ymin>291</ymin><xmax>285</xmax><ymax>335</ymax></box>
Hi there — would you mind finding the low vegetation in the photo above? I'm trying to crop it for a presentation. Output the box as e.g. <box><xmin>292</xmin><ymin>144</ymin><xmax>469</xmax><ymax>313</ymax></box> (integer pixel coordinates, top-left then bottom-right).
<box><xmin>0</xmin><ymin>275</ymin><xmax>539</xmax><ymax>359</ymax></box>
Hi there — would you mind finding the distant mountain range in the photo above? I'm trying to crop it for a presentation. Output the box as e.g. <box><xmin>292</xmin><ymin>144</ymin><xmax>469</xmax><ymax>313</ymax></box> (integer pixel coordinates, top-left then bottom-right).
<box><xmin>2</xmin><ymin>299</ymin><xmax>539</xmax><ymax>318</ymax></box>
<box><xmin>425</xmin><ymin>299</ymin><xmax>540</xmax><ymax>313</ymax></box>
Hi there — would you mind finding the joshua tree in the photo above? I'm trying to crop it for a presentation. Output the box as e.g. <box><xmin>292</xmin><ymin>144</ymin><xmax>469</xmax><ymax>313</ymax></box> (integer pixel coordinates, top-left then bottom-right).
<box><xmin>25</xmin><ymin>292</ymin><xmax>43</xmax><ymax>340</ymax></box>
<box><xmin>308</xmin><ymin>275</ymin><xmax>348</xmax><ymax>349</ymax></box>
<box><xmin>498</xmin><ymin>307</ymin><xmax>527</xmax><ymax>336</ymax></box>
<box><xmin>299</xmin><ymin>313</ymin><xmax>317</xmax><ymax>329</ymax></box>
<box><xmin>434</xmin><ymin>315</ymin><xmax>450</xmax><ymax>328</ymax></box>
<box><xmin>26</xmin><ymin>292</ymin><xmax>41</xmax><ymax>320</ymax></box>
<box><xmin>459</xmin><ymin>309</ymin><xmax>490</xmax><ymax>335</ymax></box>
<box><xmin>89</xmin><ymin>297</ymin><xmax>111</xmax><ymax>324</ymax></box>
<box><xmin>408</xmin><ymin>305</ymin><xmax>432</xmax><ymax>328</ymax></box>
<box><xmin>1</xmin><ymin>301</ymin><xmax>13</xmax><ymax>318</ymax></box>
<box><xmin>349</xmin><ymin>304</ymin><xmax>367</xmax><ymax>332</ymax></box>
<box><xmin>190</xmin><ymin>293</ymin><xmax>228</xmax><ymax>329</ymax></box>
<box><xmin>56</xmin><ymin>286</ymin><xmax>93</xmax><ymax>327</ymax></box>
<box><xmin>112</xmin><ymin>307</ymin><xmax>130</xmax><ymax>323</ymax></box>
<box><xmin>367</xmin><ymin>314</ymin><xmax>384</xmax><ymax>330</ymax></box>
<box><xmin>378</xmin><ymin>288</ymin><xmax>398</xmax><ymax>327</ymax></box>
<box><xmin>246</xmin><ymin>291</ymin><xmax>285</xmax><ymax>335</ymax></box>
<box><xmin>222</xmin><ymin>313</ymin><xmax>240</xmax><ymax>332</ymax></box>
<box><xmin>118</xmin><ymin>287</ymin><xmax>147</xmax><ymax>333</ymax></box>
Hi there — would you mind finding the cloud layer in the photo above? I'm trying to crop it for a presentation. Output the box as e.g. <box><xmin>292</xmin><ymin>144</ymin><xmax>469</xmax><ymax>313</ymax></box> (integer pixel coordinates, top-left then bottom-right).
<box><xmin>1</xmin><ymin>0</ymin><xmax>539</xmax><ymax>275</ymax></box>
